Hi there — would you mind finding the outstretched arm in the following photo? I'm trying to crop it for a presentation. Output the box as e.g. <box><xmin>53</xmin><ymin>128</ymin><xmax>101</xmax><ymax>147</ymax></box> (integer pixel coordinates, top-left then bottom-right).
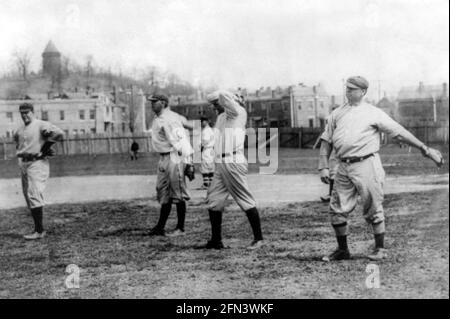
<box><xmin>376</xmin><ymin>110</ymin><xmax>443</xmax><ymax>166</ymax></box>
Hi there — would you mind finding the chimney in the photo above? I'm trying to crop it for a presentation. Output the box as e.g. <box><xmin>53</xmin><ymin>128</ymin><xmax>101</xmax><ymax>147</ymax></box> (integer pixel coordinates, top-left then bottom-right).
<box><xmin>419</xmin><ymin>82</ymin><xmax>424</xmax><ymax>92</ymax></box>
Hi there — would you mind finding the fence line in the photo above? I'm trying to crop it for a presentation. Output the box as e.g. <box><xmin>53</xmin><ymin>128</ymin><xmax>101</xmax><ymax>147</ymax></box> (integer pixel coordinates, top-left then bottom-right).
<box><xmin>1</xmin><ymin>125</ymin><xmax>448</xmax><ymax>159</ymax></box>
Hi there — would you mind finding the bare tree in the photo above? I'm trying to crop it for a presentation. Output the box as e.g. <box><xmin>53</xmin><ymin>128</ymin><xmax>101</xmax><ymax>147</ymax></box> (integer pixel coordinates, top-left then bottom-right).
<box><xmin>13</xmin><ymin>50</ymin><xmax>31</xmax><ymax>82</ymax></box>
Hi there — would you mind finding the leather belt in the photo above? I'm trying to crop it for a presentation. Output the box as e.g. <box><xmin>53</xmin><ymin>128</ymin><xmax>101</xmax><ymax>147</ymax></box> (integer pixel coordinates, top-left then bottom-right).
<box><xmin>340</xmin><ymin>153</ymin><xmax>374</xmax><ymax>164</ymax></box>
<box><xmin>221</xmin><ymin>151</ymin><xmax>237</xmax><ymax>158</ymax></box>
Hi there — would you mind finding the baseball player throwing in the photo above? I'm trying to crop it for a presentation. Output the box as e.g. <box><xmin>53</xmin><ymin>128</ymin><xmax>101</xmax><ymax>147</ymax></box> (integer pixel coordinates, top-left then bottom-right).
<box><xmin>13</xmin><ymin>102</ymin><xmax>64</xmax><ymax>240</ymax></box>
<box><xmin>198</xmin><ymin>90</ymin><xmax>264</xmax><ymax>250</ymax></box>
<box><xmin>147</xmin><ymin>94</ymin><xmax>195</xmax><ymax>237</ymax></box>
<box><xmin>319</xmin><ymin>76</ymin><xmax>443</xmax><ymax>261</ymax></box>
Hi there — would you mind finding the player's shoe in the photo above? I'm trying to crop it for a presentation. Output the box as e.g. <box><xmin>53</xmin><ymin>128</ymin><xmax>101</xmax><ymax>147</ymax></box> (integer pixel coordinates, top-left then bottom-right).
<box><xmin>247</xmin><ymin>239</ymin><xmax>265</xmax><ymax>250</ymax></box>
<box><xmin>367</xmin><ymin>248</ymin><xmax>388</xmax><ymax>261</ymax></box>
<box><xmin>23</xmin><ymin>231</ymin><xmax>46</xmax><ymax>240</ymax></box>
<box><xmin>147</xmin><ymin>227</ymin><xmax>166</xmax><ymax>236</ymax></box>
<box><xmin>166</xmin><ymin>228</ymin><xmax>185</xmax><ymax>237</ymax></box>
<box><xmin>196</xmin><ymin>240</ymin><xmax>225</xmax><ymax>250</ymax></box>
<box><xmin>320</xmin><ymin>194</ymin><xmax>331</xmax><ymax>203</ymax></box>
<box><xmin>322</xmin><ymin>248</ymin><xmax>351</xmax><ymax>262</ymax></box>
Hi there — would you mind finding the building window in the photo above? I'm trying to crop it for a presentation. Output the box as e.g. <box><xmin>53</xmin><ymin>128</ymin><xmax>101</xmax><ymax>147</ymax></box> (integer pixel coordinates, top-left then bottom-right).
<box><xmin>6</xmin><ymin>112</ymin><xmax>13</xmax><ymax>122</ymax></box>
<box><xmin>309</xmin><ymin>118</ymin><xmax>314</xmax><ymax>128</ymax></box>
<box><xmin>122</xmin><ymin>123</ymin><xmax>126</xmax><ymax>132</ymax></box>
<box><xmin>79</xmin><ymin>110</ymin><xmax>85</xmax><ymax>120</ymax></box>
<box><xmin>42</xmin><ymin>111</ymin><xmax>48</xmax><ymax>121</ymax></box>
<box><xmin>320</xmin><ymin>118</ymin><xmax>325</xmax><ymax>129</ymax></box>
<box><xmin>297</xmin><ymin>102</ymin><xmax>302</xmax><ymax>110</ymax></box>
<box><xmin>320</xmin><ymin>101</ymin><xmax>325</xmax><ymax>109</ymax></box>
<box><xmin>60</xmin><ymin>111</ymin><xmax>65</xmax><ymax>121</ymax></box>
<box><xmin>64</xmin><ymin>130</ymin><xmax>69</xmax><ymax>136</ymax></box>
<box><xmin>261</xmin><ymin>103</ymin><xmax>266</xmax><ymax>111</ymax></box>
<box><xmin>282</xmin><ymin>102</ymin><xmax>288</xmax><ymax>112</ymax></box>
<box><xmin>90</xmin><ymin>128</ymin><xmax>96</xmax><ymax>134</ymax></box>
<box><xmin>80</xmin><ymin>129</ymin><xmax>86</xmax><ymax>135</ymax></box>
<box><xmin>73</xmin><ymin>129</ymin><xmax>78</xmax><ymax>135</ymax></box>
<box><xmin>6</xmin><ymin>131</ymin><xmax>11</xmax><ymax>138</ymax></box>
<box><xmin>248</xmin><ymin>103</ymin><xmax>252</xmax><ymax>113</ymax></box>
<box><xmin>90</xmin><ymin>109</ymin><xmax>95</xmax><ymax>120</ymax></box>
<box><xmin>308</xmin><ymin>102</ymin><xmax>314</xmax><ymax>110</ymax></box>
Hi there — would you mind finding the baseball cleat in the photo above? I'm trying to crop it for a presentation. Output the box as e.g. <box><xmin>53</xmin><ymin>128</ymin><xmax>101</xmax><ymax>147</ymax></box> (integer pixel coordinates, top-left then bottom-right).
<box><xmin>166</xmin><ymin>228</ymin><xmax>185</xmax><ymax>237</ymax></box>
<box><xmin>23</xmin><ymin>231</ymin><xmax>46</xmax><ymax>240</ymax></box>
<box><xmin>320</xmin><ymin>195</ymin><xmax>331</xmax><ymax>203</ymax></box>
<box><xmin>247</xmin><ymin>239</ymin><xmax>265</xmax><ymax>250</ymax></box>
<box><xmin>367</xmin><ymin>248</ymin><xmax>388</xmax><ymax>261</ymax></box>
<box><xmin>147</xmin><ymin>227</ymin><xmax>166</xmax><ymax>236</ymax></box>
<box><xmin>196</xmin><ymin>240</ymin><xmax>225</xmax><ymax>250</ymax></box>
<box><xmin>322</xmin><ymin>248</ymin><xmax>351</xmax><ymax>262</ymax></box>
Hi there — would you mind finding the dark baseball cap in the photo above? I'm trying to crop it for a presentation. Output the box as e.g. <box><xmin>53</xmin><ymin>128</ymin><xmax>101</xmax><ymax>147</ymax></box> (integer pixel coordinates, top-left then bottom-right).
<box><xmin>346</xmin><ymin>76</ymin><xmax>369</xmax><ymax>90</ymax></box>
<box><xmin>147</xmin><ymin>94</ymin><xmax>169</xmax><ymax>103</ymax></box>
<box><xmin>19</xmin><ymin>102</ymin><xmax>34</xmax><ymax>112</ymax></box>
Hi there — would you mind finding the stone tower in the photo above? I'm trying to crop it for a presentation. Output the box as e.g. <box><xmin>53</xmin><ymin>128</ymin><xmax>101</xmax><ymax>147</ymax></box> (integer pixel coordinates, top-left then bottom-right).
<box><xmin>42</xmin><ymin>40</ymin><xmax>61</xmax><ymax>78</ymax></box>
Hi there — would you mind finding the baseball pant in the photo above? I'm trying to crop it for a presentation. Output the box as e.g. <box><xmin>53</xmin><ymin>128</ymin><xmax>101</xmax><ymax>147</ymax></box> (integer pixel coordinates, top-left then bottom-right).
<box><xmin>200</xmin><ymin>147</ymin><xmax>215</xmax><ymax>174</ymax></box>
<box><xmin>20</xmin><ymin>159</ymin><xmax>50</xmax><ymax>209</ymax></box>
<box><xmin>330</xmin><ymin>153</ymin><xmax>385</xmax><ymax>225</ymax></box>
<box><xmin>156</xmin><ymin>153</ymin><xmax>190</xmax><ymax>205</ymax></box>
<box><xmin>207</xmin><ymin>158</ymin><xmax>257</xmax><ymax>212</ymax></box>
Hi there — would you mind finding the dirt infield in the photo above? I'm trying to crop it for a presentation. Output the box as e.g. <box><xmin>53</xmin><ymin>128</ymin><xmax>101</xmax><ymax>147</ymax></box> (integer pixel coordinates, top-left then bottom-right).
<box><xmin>0</xmin><ymin>145</ymin><xmax>448</xmax><ymax>179</ymax></box>
<box><xmin>0</xmin><ymin>189</ymin><xmax>448</xmax><ymax>298</ymax></box>
<box><xmin>0</xmin><ymin>173</ymin><xmax>448</xmax><ymax>210</ymax></box>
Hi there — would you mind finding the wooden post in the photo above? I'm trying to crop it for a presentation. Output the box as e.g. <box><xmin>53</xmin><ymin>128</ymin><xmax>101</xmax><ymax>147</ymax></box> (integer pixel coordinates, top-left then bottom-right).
<box><xmin>2</xmin><ymin>140</ymin><xmax>6</xmax><ymax>160</ymax></box>
<box><xmin>108</xmin><ymin>136</ymin><xmax>112</xmax><ymax>154</ymax></box>
<box><xmin>88</xmin><ymin>136</ymin><xmax>92</xmax><ymax>156</ymax></box>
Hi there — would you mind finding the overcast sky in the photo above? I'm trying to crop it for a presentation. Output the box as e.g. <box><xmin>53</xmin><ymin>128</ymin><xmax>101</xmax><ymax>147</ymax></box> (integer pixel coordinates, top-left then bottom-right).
<box><xmin>0</xmin><ymin>0</ymin><xmax>448</xmax><ymax>98</ymax></box>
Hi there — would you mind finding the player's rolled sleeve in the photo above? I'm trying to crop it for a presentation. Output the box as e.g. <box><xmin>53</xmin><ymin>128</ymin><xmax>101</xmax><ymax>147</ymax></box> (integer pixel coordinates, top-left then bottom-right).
<box><xmin>320</xmin><ymin>117</ymin><xmax>334</xmax><ymax>143</ymax></box>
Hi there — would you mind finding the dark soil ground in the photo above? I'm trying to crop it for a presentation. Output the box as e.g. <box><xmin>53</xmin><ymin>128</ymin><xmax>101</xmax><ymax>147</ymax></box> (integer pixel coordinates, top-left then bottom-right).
<box><xmin>0</xmin><ymin>189</ymin><xmax>447</xmax><ymax>299</ymax></box>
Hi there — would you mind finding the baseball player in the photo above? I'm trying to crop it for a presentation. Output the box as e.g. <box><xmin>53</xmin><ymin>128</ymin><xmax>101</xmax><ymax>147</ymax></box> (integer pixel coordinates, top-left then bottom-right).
<box><xmin>147</xmin><ymin>94</ymin><xmax>195</xmax><ymax>237</ymax></box>
<box><xmin>197</xmin><ymin>90</ymin><xmax>264</xmax><ymax>250</ymax></box>
<box><xmin>200</xmin><ymin>116</ymin><xmax>215</xmax><ymax>189</ymax></box>
<box><xmin>13</xmin><ymin>102</ymin><xmax>64</xmax><ymax>240</ymax></box>
<box><xmin>319</xmin><ymin>76</ymin><xmax>443</xmax><ymax>261</ymax></box>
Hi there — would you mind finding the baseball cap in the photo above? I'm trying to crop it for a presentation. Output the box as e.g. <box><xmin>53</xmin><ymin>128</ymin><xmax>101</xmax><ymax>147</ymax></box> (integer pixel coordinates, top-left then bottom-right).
<box><xmin>147</xmin><ymin>94</ymin><xmax>169</xmax><ymax>103</ymax></box>
<box><xmin>19</xmin><ymin>102</ymin><xmax>34</xmax><ymax>112</ymax></box>
<box><xmin>346</xmin><ymin>76</ymin><xmax>369</xmax><ymax>90</ymax></box>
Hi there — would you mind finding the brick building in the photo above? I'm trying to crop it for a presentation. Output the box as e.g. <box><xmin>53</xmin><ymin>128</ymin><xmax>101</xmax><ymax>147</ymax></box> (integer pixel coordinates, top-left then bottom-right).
<box><xmin>0</xmin><ymin>93</ymin><xmax>129</xmax><ymax>138</ymax></box>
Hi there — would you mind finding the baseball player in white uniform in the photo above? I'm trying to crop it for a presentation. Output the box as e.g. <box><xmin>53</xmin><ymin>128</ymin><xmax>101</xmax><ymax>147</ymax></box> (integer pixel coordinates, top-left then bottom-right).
<box><xmin>13</xmin><ymin>103</ymin><xmax>64</xmax><ymax>240</ymax></box>
<box><xmin>147</xmin><ymin>94</ymin><xmax>195</xmax><ymax>237</ymax></box>
<box><xmin>200</xmin><ymin>116</ymin><xmax>215</xmax><ymax>189</ymax></box>
<box><xmin>319</xmin><ymin>76</ymin><xmax>443</xmax><ymax>261</ymax></box>
<box><xmin>197</xmin><ymin>90</ymin><xmax>264</xmax><ymax>250</ymax></box>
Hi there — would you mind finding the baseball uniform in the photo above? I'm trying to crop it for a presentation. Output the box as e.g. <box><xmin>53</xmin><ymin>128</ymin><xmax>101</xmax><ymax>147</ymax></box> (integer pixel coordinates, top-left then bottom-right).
<box><xmin>151</xmin><ymin>108</ymin><xmax>193</xmax><ymax>204</ymax></box>
<box><xmin>200</xmin><ymin>90</ymin><xmax>263</xmax><ymax>250</ymax></box>
<box><xmin>207</xmin><ymin>91</ymin><xmax>256</xmax><ymax>211</ymax></box>
<box><xmin>200</xmin><ymin>124</ymin><xmax>215</xmax><ymax>187</ymax></box>
<box><xmin>14</xmin><ymin>119</ymin><xmax>63</xmax><ymax>209</ymax></box>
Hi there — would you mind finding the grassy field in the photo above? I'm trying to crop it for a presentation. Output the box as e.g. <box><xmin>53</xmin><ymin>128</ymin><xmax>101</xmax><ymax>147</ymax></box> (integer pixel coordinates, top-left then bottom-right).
<box><xmin>0</xmin><ymin>189</ymin><xmax>448</xmax><ymax>299</ymax></box>
<box><xmin>0</xmin><ymin>144</ymin><xmax>448</xmax><ymax>178</ymax></box>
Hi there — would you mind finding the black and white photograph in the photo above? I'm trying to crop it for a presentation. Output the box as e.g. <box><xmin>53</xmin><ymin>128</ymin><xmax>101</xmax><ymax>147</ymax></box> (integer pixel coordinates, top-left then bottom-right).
<box><xmin>0</xmin><ymin>0</ymin><xmax>448</xmax><ymax>304</ymax></box>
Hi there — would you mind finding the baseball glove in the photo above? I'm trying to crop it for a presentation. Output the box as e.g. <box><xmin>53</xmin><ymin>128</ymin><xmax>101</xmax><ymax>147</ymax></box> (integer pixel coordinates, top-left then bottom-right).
<box><xmin>422</xmin><ymin>146</ymin><xmax>444</xmax><ymax>167</ymax></box>
<box><xmin>184</xmin><ymin>164</ymin><xmax>195</xmax><ymax>181</ymax></box>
